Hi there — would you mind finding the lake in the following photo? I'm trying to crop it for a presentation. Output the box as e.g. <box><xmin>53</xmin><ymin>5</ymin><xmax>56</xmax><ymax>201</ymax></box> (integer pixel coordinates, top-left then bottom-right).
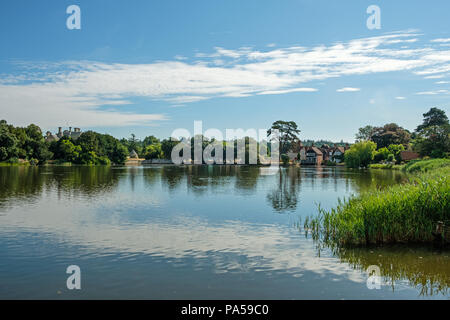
<box><xmin>0</xmin><ymin>165</ymin><xmax>448</xmax><ymax>299</ymax></box>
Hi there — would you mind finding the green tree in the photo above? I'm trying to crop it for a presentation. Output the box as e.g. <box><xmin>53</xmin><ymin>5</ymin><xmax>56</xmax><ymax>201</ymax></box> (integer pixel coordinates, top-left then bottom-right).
<box><xmin>76</xmin><ymin>131</ymin><xmax>99</xmax><ymax>153</ymax></box>
<box><xmin>0</xmin><ymin>121</ymin><xmax>18</xmax><ymax>161</ymax></box>
<box><xmin>144</xmin><ymin>144</ymin><xmax>163</xmax><ymax>160</ymax></box>
<box><xmin>161</xmin><ymin>139</ymin><xmax>179</xmax><ymax>159</ymax></box>
<box><xmin>355</xmin><ymin>125</ymin><xmax>375</xmax><ymax>142</ymax></box>
<box><xmin>413</xmin><ymin>124</ymin><xmax>450</xmax><ymax>158</ymax></box>
<box><xmin>59</xmin><ymin>139</ymin><xmax>82</xmax><ymax>162</ymax></box>
<box><xmin>416</xmin><ymin>107</ymin><xmax>449</xmax><ymax>132</ymax></box>
<box><xmin>142</xmin><ymin>135</ymin><xmax>160</xmax><ymax>147</ymax></box>
<box><xmin>373</xmin><ymin>147</ymin><xmax>390</xmax><ymax>162</ymax></box>
<box><xmin>109</xmin><ymin>143</ymin><xmax>128</xmax><ymax>164</ymax></box>
<box><xmin>370</xmin><ymin>123</ymin><xmax>410</xmax><ymax>149</ymax></box>
<box><xmin>267</xmin><ymin>120</ymin><xmax>301</xmax><ymax>158</ymax></box>
<box><xmin>387</xmin><ymin>144</ymin><xmax>405</xmax><ymax>163</ymax></box>
<box><xmin>413</xmin><ymin>108</ymin><xmax>450</xmax><ymax>158</ymax></box>
<box><xmin>344</xmin><ymin>141</ymin><xmax>377</xmax><ymax>168</ymax></box>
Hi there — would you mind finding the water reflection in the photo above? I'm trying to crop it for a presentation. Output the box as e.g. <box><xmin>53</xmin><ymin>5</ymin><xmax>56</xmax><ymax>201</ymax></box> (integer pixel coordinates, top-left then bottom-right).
<box><xmin>267</xmin><ymin>167</ymin><xmax>301</xmax><ymax>212</ymax></box>
<box><xmin>330</xmin><ymin>246</ymin><xmax>449</xmax><ymax>296</ymax></box>
<box><xmin>0</xmin><ymin>165</ymin><xmax>447</xmax><ymax>299</ymax></box>
<box><xmin>0</xmin><ymin>165</ymin><xmax>409</xmax><ymax>211</ymax></box>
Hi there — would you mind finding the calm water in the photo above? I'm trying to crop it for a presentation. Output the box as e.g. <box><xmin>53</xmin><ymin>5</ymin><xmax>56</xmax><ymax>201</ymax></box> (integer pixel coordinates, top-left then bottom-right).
<box><xmin>0</xmin><ymin>165</ymin><xmax>448</xmax><ymax>299</ymax></box>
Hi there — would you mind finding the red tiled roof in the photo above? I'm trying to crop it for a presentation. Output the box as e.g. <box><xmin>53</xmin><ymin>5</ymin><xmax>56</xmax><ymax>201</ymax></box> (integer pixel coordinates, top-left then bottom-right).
<box><xmin>400</xmin><ymin>151</ymin><xmax>419</xmax><ymax>161</ymax></box>
<box><xmin>309</xmin><ymin>147</ymin><xmax>323</xmax><ymax>155</ymax></box>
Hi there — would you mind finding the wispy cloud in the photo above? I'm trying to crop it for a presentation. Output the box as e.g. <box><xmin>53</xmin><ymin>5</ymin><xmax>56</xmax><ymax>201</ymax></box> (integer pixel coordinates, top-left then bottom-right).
<box><xmin>258</xmin><ymin>88</ymin><xmax>318</xmax><ymax>95</ymax></box>
<box><xmin>415</xmin><ymin>89</ymin><xmax>449</xmax><ymax>95</ymax></box>
<box><xmin>395</xmin><ymin>96</ymin><xmax>406</xmax><ymax>100</ymax></box>
<box><xmin>431</xmin><ymin>38</ymin><xmax>450</xmax><ymax>43</ymax></box>
<box><xmin>337</xmin><ymin>87</ymin><xmax>360</xmax><ymax>92</ymax></box>
<box><xmin>2</xmin><ymin>30</ymin><xmax>450</xmax><ymax>127</ymax></box>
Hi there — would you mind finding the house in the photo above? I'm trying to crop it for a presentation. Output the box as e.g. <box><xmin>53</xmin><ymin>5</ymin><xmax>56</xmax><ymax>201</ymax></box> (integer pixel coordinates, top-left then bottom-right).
<box><xmin>45</xmin><ymin>127</ymin><xmax>82</xmax><ymax>142</ymax></box>
<box><xmin>400</xmin><ymin>151</ymin><xmax>420</xmax><ymax>162</ymax></box>
<box><xmin>320</xmin><ymin>144</ymin><xmax>333</xmax><ymax>162</ymax></box>
<box><xmin>286</xmin><ymin>141</ymin><xmax>347</xmax><ymax>165</ymax></box>
<box><xmin>331</xmin><ymin>146</ymin><xmax>346</xmax><ymax>163</ymax></box>
<box><xmin>302</xmin><ymin>146</ymin><xmax>323</xmax><ymax>165</ymax></box>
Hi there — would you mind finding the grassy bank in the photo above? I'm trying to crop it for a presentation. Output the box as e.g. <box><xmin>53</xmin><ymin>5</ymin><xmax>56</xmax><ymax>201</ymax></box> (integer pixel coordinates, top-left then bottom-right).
<box><xmin>402</xmin><ymin>158</ymin><xmax>450</xmax><ymax>173</ymax></box>
<box><xmin>306</xmin><ymin>159</ymin><xmax>450</xmax><ymax>246</ymax></box>
<box><xmin>369</xmin><ymin>163</ymin><xmax>403</xmax><ymax>170</ymax></box>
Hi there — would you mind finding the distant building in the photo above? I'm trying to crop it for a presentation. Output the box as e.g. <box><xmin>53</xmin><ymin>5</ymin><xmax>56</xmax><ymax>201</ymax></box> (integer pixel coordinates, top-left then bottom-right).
<box><xmin>400</xmin><ymin>151</ymin><xmax>420</xmax><ymax>162</ymax></box>
<box><xmin>304</xmin><ymin>147</ymin><xmax>323</xmax><ymax>165</ymax></box>
<box><xmin>331</xmin><ymin>146</ymin><xmax>346</xmax><ymax>163</ymax></box>
<box><xmin>129</xmin><ymin>150</ymin><xmax>139</xmax><ymax>159</ymax></box>
<box><xmin>45</xmin><ymin>127</ymin><xmax>82</xmax><ymax>142</ymax></box>
<box><xmin>286</xmin><ymin>140</ymin><xmax>348</xmax><ymax>165</ymax></box>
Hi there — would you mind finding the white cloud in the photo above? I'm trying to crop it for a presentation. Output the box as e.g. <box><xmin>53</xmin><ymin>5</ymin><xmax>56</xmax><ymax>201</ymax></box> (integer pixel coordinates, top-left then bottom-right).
<box><xmin>424</xmin><ymin>74</ymin><xmax>445</xmax><ymax>79</ymax></box>
<box><xmin>415</xmin><ymin>89</ymin><xmax>449</xmax><ymax>95</ymax></box>
<box><xmin>337</xmin><ymin>87</ymin><xmax>360</xmax><ymax>92</ymax></box>
<box><xmin>258</xmin><ymin>88</ymin><xmax>318</xmax><ymax>95</ymax></box>
<box><xmin>2</xmin><ymin>30</ymin><xmax>450</xmax><ymax>127</ymax></box>
<box><xmin>431</xmin><ymin>38</ymin><xmax>450</xmax><ymax>43</ymax></box>
<box><xmin>395</xmin><ymin>96</ymin><xmax>406</xmax><ymax>100</ymax></box>
<box><xmin>436</xmin><ymin>81</ymin><xmax>450</xmax><ymax>84</ymax></box>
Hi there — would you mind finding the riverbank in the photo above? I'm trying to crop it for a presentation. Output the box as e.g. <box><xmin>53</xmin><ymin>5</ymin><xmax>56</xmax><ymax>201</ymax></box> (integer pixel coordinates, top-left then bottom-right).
<box><xmin>306</xmin><ymin>159</ymin><xmax>450</xmax><ymax>246</ymax></box>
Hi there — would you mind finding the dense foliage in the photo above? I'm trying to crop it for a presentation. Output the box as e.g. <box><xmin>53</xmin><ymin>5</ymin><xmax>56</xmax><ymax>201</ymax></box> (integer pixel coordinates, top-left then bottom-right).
<box><xmin>0</xmin><ymin>120</ymin><xmax>52</xmax><ymax>164</ymax></box>
<box><xmin>353</xmin><ymin>107</ymin><xmax>449</xmax><ymax>167</ymax></box>
<box><xmin>344</xmin><ymin>141</ymin><xmax>377</xmax><ymax>168</ymax></box>
<box><xmin>0</xmin><ymin>121</ymin><xmax>128</xmax><ymax>165</ymax></box>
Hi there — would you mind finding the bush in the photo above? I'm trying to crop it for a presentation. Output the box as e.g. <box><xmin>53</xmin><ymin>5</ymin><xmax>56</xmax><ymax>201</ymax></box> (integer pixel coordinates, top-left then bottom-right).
<box><xmin>5</xmin><ymin>157</ymin><xmax>19</xmax><ymax>164</ymax></box>
<box><xmin>344</xmin><ymin>141</ymin><xmax>377</xmax><ymax>168</ymax></box>
<box><xmin>96</xmin><ymin>156</ymin><xmax>111</xmax><ymax>165</ymax></box>
<box><xmin>374</xmin><ymin>147</ymin><xmax>390</xmax><ymax>162</ymax></box>
<box><xmin>280</xmin><ymin>154</ymin><xmax>290</xmax><ymax>165</ymax></box>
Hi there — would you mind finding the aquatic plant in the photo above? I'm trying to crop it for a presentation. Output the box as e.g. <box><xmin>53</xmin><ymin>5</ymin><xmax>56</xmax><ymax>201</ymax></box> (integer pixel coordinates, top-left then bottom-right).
<box><xmin>305</xmin><ymin>164</ymin><xmax>450</xmax><ymax>246</ymax></box>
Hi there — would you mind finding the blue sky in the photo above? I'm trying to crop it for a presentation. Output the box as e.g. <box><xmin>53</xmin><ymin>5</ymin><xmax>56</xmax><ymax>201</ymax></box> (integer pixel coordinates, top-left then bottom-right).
<box><xmin>0</xmin><ymin>0</ymin><xmax>449</xmax><ymax>142</ymax></box>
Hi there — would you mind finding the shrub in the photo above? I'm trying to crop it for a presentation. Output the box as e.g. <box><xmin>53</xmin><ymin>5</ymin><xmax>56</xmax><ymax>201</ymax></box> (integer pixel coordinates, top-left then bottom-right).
<box><xmin>374</xmin><ymin>147</ymin><xmax>390</xmax><ymax>162</ymax></box>
<box><xmin>344</xmin><ymin>141</ymin><xmax>377</xmax><ymax>168</ymax></box>
<box><xmin>281</xmin><ymin>154</ymin><xmax>290</xmax><ymax>165</ymax></box>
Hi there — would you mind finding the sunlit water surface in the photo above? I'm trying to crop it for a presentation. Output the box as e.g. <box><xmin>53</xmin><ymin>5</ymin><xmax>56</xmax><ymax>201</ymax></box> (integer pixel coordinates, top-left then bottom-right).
<box><xmin>0</xmin><ymin>165</ymin><xmax>448</xmax><ymax>299</ymax></box>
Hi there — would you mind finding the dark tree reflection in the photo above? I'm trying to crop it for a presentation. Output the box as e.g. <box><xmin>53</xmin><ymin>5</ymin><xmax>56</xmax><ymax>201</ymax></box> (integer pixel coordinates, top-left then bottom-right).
<box><xmin>267</xmin><ymin>167</ymin><xmax>301</xmax><ymax>213</ymax></box>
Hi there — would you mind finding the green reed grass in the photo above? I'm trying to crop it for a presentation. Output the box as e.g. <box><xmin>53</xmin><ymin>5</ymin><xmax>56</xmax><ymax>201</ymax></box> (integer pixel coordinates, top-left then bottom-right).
<box><xmin>403</xmin><ymin>158</ymin><xmax>450</xmax><ymax>173</ymax></box>
<box><xmin>306</xmin><ymin>163</ymin><xmax>450</xmax><ymax>246</ymax></box>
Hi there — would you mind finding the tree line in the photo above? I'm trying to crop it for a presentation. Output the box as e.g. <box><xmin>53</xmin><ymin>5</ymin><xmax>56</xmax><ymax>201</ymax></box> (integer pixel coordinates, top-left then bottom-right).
<box><xmin>2</xmin><ymin>107</ymin><xmax>446</xmax><ymax>166</ymax></box>
<box><xmin>346</xmin><ymin>107</ymin><xmax>450</xmax><ymax>168</ymax></box>
<box><xmin>0</xmin><ymin>120</ymin><xmax>129</xmax><ymax>165</ymax></box>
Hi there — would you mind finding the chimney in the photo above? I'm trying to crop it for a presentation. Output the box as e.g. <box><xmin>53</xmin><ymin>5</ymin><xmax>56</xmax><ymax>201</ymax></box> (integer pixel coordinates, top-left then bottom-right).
<box><xmin>58</xmin><ymin>127</ymin><xmax>62</xmax><ymax>135</ymax></box>
<box><xmin>69</xmin><ymin>127</ymin><xmax>72</xmax><ymax>133</ymax></box>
